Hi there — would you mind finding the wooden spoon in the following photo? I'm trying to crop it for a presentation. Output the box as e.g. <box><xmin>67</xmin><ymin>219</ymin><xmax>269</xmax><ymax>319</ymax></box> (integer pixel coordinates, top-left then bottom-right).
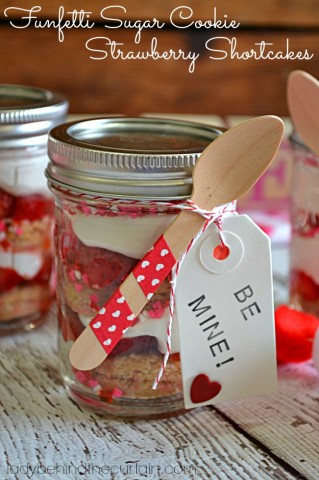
<box><xmin>70</xmin><ymin>115</ymin><xmax>284</xmax><ymax>371</ymax></box>
<box><xmin>287</xmin><ymin>70</ymin><xmax>319</xmax><ymax>155</ymax></box>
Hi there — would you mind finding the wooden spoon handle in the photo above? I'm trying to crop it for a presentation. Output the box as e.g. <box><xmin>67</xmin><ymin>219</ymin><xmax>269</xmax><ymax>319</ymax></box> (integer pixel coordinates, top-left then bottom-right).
<box><xmin>288</xmin><ymin>70</ymin><xmax>319</xmax><ymax>156</ymax></box>
<box><xmin>123</xmin><ymin>210</ymin><xmax>205</xmax><ymax>314</ymax></box>
<box><xmin>70</xmin><ymin>210</ymin><xmax>206</xmax><ymax>370</ymax></box>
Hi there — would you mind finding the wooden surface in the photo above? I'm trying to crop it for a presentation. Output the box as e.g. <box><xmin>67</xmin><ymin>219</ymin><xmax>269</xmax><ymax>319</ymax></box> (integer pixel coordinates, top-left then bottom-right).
<box><xmin>1</xmin><ymin>1</ymin><xmax>319</xmax><ymax>116</ymax></box>
<box><xmin>1</xmin><ymin>258</ymin><xmax>319</xmax><ymax>480</ymax></box>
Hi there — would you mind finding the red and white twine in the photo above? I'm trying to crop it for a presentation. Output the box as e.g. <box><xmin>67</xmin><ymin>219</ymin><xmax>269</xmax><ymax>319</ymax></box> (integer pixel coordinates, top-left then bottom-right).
<box><xmin>152</xmin><ymin>199</ymin><xmax>236</xmax><ymax>389</ymax></box>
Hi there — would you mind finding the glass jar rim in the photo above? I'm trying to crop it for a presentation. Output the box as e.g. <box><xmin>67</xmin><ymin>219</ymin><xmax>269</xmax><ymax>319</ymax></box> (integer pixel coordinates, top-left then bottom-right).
<box><xmin>0</xmin><ymin>84</ymin><xmax>68</xmax><ymax>148</ymax></box>
<box><xmin>47</xmin><ymin>116</ymin><xmax>225</xmax><ymax>200</ymax></box>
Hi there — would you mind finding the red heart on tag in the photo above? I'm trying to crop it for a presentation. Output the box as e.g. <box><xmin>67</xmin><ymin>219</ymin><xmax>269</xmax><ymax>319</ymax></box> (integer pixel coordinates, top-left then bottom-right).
<box><xmin>190</xmin><ymin>374</ymin><xmax>222</xmax><ymax>404</ymax></box>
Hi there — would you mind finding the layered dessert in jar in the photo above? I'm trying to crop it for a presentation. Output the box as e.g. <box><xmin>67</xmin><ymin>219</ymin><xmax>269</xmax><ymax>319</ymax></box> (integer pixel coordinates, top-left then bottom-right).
<box><xmin>289</xmin><ymin>136</ymin><xmax>319</xmax><ymax>317</ymax></box>
<box><xmin>0</xmin><ymin>179</ymin><xmax>54</xmax><ymax>328</ymax></box>
<box><xmin>47</xmin><ymin>117</ymin><xmax>223</xmax><ymax>417</ymax></box>
<box><xmin>0</xmin><ymin>84</ymin><xmax>68</xmax><ymax>332</ymax></box>
<box><xmin>55</xmin><ymin>194</ymin><xmax>183</xmax><ymax>415</ymax></box>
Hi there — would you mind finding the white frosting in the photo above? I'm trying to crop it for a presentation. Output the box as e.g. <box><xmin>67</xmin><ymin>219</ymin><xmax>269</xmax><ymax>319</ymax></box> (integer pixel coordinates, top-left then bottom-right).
<box><xmin>0</xmin><ymin>158</ymin><xmax>50</xmax><ymax>196</ymax></box>
<box><xmin>79</xmin><ymin>307</ymin><xmax>180</xmax><ymax>354</ymax></box>
<box><xmin>290</xmin><ymin>235</ymin><xmax>319</xmax><ymax>285</ymax></box>
<box><xmin>69</xmin><ymin>212</ymin><xmax>176</xmax><ymax>259</ymax></box>
<box><xmin>0</xmin><ymin>251</ymin><xmax>42</xmax><ymax>278</ymax></box>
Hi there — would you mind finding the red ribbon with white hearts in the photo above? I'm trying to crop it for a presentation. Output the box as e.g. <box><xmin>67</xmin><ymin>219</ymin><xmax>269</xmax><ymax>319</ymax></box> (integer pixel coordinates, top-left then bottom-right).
<box><xmin>90</xmin><ymin>234</ymin><xmax>176</xmax><ymax>353</ymax></box>
<box><xmin>88</xmin><ymin>199</ymin><xmax>236</xmax><ymax>386</ymax></box>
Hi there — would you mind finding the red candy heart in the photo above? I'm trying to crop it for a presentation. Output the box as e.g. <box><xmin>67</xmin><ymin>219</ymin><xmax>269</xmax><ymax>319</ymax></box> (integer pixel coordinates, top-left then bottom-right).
<box><xmin>190</xmin><ymin>374</ymin><xmax>222</xmax><ymax>404</ymax></box>
<box><xmin>275</xmin><ymin>305</ymin><xmax>319</xmax><ymax>363</ymax></box>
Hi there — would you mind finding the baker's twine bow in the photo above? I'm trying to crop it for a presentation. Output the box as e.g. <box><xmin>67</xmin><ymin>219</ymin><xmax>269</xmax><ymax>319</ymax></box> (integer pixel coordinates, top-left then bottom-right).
<box><xmin>152</xmin><ymin>199</ymin><xmax>236</xmax><ymax>389</ymax></box>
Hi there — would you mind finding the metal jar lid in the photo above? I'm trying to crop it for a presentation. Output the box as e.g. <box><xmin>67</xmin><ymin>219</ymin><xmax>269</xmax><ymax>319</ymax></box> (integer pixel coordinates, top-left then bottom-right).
<box><xmin>47</xmin><ymin>116</ymin><xmax>224</xmax><ymax>199</ymax></box>
<box><xmin>0</xmin><ymin>84</ymin><xmax>69</xmax><ymax>148</ymax></box>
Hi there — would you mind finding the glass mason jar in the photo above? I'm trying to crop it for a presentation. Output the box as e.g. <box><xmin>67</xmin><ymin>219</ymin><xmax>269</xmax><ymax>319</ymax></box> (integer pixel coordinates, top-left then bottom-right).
<box><xmin>289</xmin><ymin>131</ymin><xmax>319</xmax><ymax>317</ymax></box>
<box><xmin>0</xmin><ymin>85</ymin><xmax>68</xmax><ymax>333</ymax></box>
<box><xmin>47</xmin><ymin>117</ymin><xmax>224</xmax><ymax>418</ymax></box>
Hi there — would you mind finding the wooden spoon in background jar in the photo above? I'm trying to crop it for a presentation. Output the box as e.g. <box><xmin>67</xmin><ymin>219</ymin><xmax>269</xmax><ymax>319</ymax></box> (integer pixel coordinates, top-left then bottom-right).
<box><xmin>287</xmin><ymin>70</ymin><xmax>319</xmax><ymax>156</ymax></box>
<box><xmin>70</xmin><ymin>115</ymin><xmax>284</xmax><ymax>371</ymax></box>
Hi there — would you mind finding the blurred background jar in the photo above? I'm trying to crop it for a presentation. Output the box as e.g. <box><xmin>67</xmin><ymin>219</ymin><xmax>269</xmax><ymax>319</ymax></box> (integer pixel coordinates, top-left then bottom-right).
<box><xmin>0</xmin><ymin>85</ymin><xmax>68</xmax><ymax>333</ymax></box>
<box><xmin>47</xmin><ymin>117</ymin><xmax>224</xmax><ymax>417</ymax></box>
<box><xmin>289</xmin><ymin>131</ymin><xmax>319</xmax><ymax>317</ymax></box>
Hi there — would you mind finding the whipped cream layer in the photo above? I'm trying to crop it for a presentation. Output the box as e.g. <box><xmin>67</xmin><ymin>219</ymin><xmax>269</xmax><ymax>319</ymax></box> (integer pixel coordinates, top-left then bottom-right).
<box><xmin>0</xmin><ymin>251</ymin><xmax>42</xmax><ymax>278</ymax></box>
<box><xmin>69</xmin><ymin>212</ymin><xmax>176</xmax><ymax>259</ymax></box>
<box><xmin>79</xmin><ymin>308</ymin><xmax>180</xmax><ymax>354</ymax></box>
<box><xmin>292</xmin><ymin>161</ymin><xmax>319</xmax><ymax>213</ymax></box>
<box><xmin>0</xmin><ymin>156</ymin><xmax>50</xmax><ymax>196</ymax></box>
<box><xmin>290</xmin><ymin>235</ymin><xmax>319</xmax><ymax>285</ymax></box>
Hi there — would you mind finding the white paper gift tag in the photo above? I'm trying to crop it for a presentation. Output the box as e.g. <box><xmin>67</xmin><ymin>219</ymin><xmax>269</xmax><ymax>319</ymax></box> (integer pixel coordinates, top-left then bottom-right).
<box><xmin>175</xmin><ymin>214</ymin><xmax>277</xmax><ymax>409</ymax></box>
